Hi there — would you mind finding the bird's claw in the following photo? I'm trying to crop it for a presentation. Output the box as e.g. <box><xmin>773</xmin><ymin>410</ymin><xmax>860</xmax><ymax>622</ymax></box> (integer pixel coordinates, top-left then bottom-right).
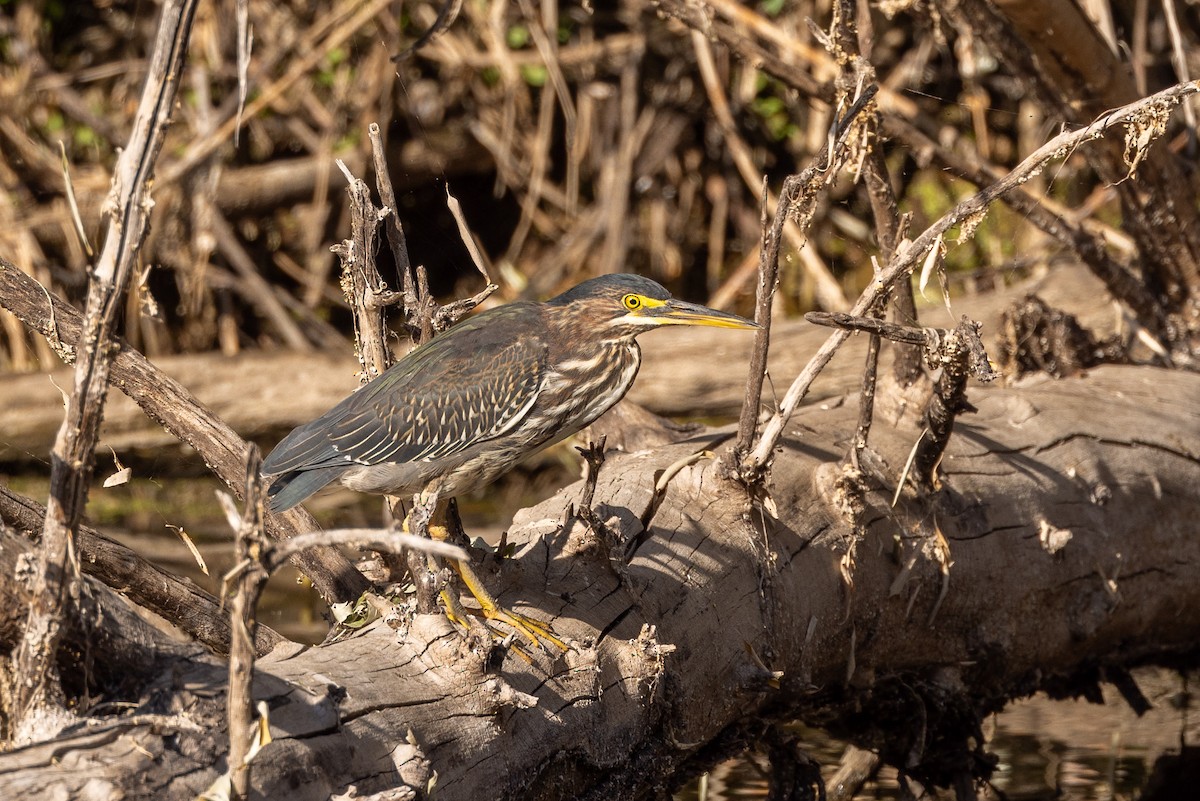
<box><xmin>473</xmin><ymin>604</ymin><xmax>569</xmax><ymax>652</ymax></box>
<box><xmin>438</xmin><ymin>587</ymin><xmax>567</xmax><ymax>655</ymax></box>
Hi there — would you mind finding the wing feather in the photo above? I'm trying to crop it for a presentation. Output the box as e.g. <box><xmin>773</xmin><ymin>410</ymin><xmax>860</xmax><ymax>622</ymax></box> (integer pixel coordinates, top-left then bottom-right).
<box><xmin>261</xmin><ymin>303</ymin><xmax>548</xmax><ymax>477</ymax></box>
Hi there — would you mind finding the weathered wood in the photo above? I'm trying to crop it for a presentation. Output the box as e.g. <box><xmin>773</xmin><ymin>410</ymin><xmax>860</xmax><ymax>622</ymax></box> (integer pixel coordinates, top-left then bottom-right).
<box><xmin>5</xmin><ymin>0</ymin><xmax>202</xmax><ymax>745</ymax></box>
<box><xmin>946</xmin><ymin>0</ymin><xmax>1200</xmax><ymax>347</ymax></box>
<box><xmin>0</xmin><ymin>364</ymin><xmax>1195</xmax><ymax>799</ymax></box>
<box><xmin>0</xmin><ymin>484</ymin><xmax>283</xmax><ymax>657</ymax></box>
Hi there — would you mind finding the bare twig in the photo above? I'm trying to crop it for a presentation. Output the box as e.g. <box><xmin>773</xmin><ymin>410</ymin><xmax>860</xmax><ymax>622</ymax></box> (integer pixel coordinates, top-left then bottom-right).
<box><xmin>393</xmin><ymin>0</ymin><xmax>464</xmax><ymax>61</ymax></box>
<box><xmin>805</xmin><ymin>312</ymin><xmax>997</xmax><ymax>381</ymax></box>
<box><xmin>734</xmin><ymin>179</ymin><xmax>775</xmax><ymax>460</ymax></box>
<box><xmin>1161</xmin><ymin>0</ymin><xmax>1196</xmax><ymax>148</ymax></box>
<box><xmin>391</xmin><ymin>499</ymin><xmax>440</xmax><ymax>616</ymax></box>
<box><xmin>832</xmin><ymin>0</ymin><xmax>896</xmax><ymax>465</ymax></box>
<box><xmin>437</xmin><ymin>185</ymin><xmax>500</xmax><ymax>333</ymax></box>
<box><xmin>227</xmin><ymin>446</ymin><xmax>267</xmax><ymax>800</ymax></box>
<box><xmin>265</xmin><ymin>527</ymin><xmax>468</xmax><ymax>571</ymax></box>
<box><xmin>731</xmin><ymin>84</ymin><xmax>879</xmax><ymax>475</ymax></box>
<box><xmin>882</xmin><ymin>114</ymin><xmax>1172</xmax><ymax>344</ymax></box>
<box><xmin>850</xmin><ymin>301</ymin><xmax>884</xmax><ymax>471</ymax></box>
<box><xmin>56</xmin><ymin>142</ymin><xmax>92</xmax><ymax>259</ymax></box>
<box><xmin>806</xmin><ymin>310</ymin><xmax>997</xmax><ymax>494</ymax></box>
<box><xmin>333</xmin><ymin>159</ymin><xmax>392</xmax><ymax>382</ymax></box>
<box><xmin>366</xmin><ymin>124</ymin><xmax>413</xmax><ymax>296</ymax></box>
<box><xmin>574</xmin><ymin>437</ymin><xmax>607</xmax><ymax>535</ymax></box>
<box><xmin>233</xmin><ymin>0</ymin><xmax>251</xmax><ymax>145</ymax></box>
<box><xmin>746</xmin><ymin>80</ymin><xmax>1200</xmax><ymax>473</ymax></box>
<box><xmin>7</xmin><ymin>0</ymin><xmax>200</xmax><ymax>746</ymax></box>
<box><xmin>911</xmin><ymin>318</ymin><xmax>997</xmax><ymax>492</ymax></box>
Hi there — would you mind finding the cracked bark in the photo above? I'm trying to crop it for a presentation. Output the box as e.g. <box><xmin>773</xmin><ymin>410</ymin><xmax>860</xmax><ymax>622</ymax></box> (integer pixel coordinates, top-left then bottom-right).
<box><xmin>0</xmin><ymin>365</ymin><xmax>1196</xmax><ymax>799</ymax></box>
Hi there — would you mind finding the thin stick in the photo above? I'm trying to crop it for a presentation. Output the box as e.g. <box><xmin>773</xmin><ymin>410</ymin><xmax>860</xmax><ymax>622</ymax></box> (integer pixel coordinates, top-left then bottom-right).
<box><xmin>366</xmin><ymin>123</ymin><xmax>414</xmax><ymax>309</ymax></box>
<box><xmin>227</xmin><ymin>447</ymin><xmax>267</xmax><ymax>800</ymax></box>
<box><xmin>734</xmin><ymin>178</ymin><xmax>774</xmax><ymax>460</ymax></box>
<box><xmin>731</xmin><ymin>85</ymin><xmax>879</xmax><ymax>472</ymax></box>
<box><xmin>267</xmin><ymin>528</ymin><xmax>469</xmax><ymax>571</ymax></box>
<box><xmin>8</xmin><ymin>0</ymin><xmax>201</xmax><ymax>746</ymax></box>
<box><xmin>835</xmin><ymin>0</ymin><xmax>892</xmax><ymax>465</ymax></box>
<box><xmin>1162</xmin><ymin>0</ymin><xmax>1197</xmax><ymax>149</ymax></box>
<box><xmin>746</xmin><ymin>79</ymin><xmax>1200</xmax><ymax>472</ymax></box>
<box><xmin>56</xmin><ymin>142</ymin><xmax>92</xmax><ymax>258</ymax></box>
<box><xmin>850</xmin><ymin>309</ymin><xmax>882</xmax><ymax>471</ymax></box>
<box><xmin>883</xmin><ymin>114</ymin><xmax>1171</xmax><ymax>342</ymax></box>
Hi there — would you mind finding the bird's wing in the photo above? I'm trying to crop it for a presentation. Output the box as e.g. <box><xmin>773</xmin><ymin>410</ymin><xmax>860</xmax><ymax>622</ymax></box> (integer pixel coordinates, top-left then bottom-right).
<box><xmin>262</xmin><ymin>305</ymin><xmax>548</xmax><ymax>474</ymax></box>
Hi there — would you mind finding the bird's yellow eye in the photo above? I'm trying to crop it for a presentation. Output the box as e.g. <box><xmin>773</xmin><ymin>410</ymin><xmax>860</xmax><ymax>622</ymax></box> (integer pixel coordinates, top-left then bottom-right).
<box><xmin>623</xmin><ymin>294</ymin><xmax>643</xmax><ymax>311</ymax></box>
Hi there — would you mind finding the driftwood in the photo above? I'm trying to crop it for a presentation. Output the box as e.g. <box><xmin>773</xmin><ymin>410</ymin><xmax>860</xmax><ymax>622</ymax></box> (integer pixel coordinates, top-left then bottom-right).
<box><xmin>0</xmin><ymin>363</ymin><xmax>1196</xmax><ymax>798</ymax></box>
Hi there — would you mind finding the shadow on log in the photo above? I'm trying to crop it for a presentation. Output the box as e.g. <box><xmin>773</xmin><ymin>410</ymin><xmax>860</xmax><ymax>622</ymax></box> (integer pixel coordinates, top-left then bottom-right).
<box><xmin>1</xmin><ymin>364</ymin><xmax>1196</xmax><ymax>799</ymax></box>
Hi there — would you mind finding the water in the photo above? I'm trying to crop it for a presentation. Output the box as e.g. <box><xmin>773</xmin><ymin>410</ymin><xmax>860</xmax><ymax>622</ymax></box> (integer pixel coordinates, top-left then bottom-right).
<box><xmin>677</xmin><ymin>670</ymin><xmax>1198</xmax><ymax>799</ymax></box>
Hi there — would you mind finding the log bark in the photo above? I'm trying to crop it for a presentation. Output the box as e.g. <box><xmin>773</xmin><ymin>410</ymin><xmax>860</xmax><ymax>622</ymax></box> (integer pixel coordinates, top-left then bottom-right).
<box><xmin>0</xmin><ymin>364</ymin><xmax>1196</xmax><ymax>799</ymax></box>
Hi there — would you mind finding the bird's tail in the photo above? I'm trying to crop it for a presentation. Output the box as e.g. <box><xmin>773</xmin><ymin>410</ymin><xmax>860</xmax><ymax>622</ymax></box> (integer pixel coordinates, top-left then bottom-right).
<box><xmin>265</xmin><ymin>466</ymin><xmax>346</xmax><ymax>511</ymax></box>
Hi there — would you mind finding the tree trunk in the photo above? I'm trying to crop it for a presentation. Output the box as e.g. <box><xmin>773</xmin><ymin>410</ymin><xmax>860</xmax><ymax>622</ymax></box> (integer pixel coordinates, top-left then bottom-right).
<box><xmin>1</xmin><ymin>364</ymin><xmax>1196</xmax><ymax>799</ymax></box>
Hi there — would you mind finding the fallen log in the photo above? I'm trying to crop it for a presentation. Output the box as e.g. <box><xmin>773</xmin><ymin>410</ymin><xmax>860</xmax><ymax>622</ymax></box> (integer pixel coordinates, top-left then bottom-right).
<box><xmin>0</xmin><ymin>363</ymin><xmax>1195</xmax><ymax>799</ymax></box>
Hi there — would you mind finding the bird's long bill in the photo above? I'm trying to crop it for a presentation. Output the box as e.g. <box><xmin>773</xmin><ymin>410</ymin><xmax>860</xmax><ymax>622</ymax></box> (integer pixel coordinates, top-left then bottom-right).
<box><xmin>657</xmin><ymin>299</ymin><xmax>760</xmax><ymax>330</ymax></box>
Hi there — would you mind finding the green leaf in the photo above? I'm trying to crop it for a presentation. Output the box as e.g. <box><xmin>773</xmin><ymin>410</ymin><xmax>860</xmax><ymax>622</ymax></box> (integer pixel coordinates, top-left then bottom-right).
<box><xmin>521</xmin><ymin>64</ymin><xmax>548</xmax><ymax>87</ymax></box>
<box><xmin>506</xmin><ymin>25</ymin><xmax>530</xmax><ymax>49</ymax></box>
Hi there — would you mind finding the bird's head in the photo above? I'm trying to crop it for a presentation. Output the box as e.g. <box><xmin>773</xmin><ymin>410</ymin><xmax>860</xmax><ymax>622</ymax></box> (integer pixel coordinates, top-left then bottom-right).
<box><xmin>547</xmin><ymin>273</ymin><xmax>759</xmax><ymax>339</ymax></box>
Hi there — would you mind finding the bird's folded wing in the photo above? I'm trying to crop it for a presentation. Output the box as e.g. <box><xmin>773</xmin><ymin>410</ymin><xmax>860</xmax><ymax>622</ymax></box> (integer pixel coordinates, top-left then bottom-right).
<box><xmin>263</xmin><ymin>331</ymin><xmax>548</xmax><ymax>474</ymax></box>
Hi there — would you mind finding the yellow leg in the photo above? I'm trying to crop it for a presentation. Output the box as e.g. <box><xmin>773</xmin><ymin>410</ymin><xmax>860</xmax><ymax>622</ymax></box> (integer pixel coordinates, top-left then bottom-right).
<box><xmin>427</xmin><ymin>552</ymin><xmax>472</xmax><ymax>632</ymax></box>
<box><xmin>446</xmin><ymin>558</ymin><xmax>567</xmax><ymax>651</ymax></box>
<box><xmin>426</xmin><ymin>500</ymin><xmax>567</xmax><ymax>652</ymax></box>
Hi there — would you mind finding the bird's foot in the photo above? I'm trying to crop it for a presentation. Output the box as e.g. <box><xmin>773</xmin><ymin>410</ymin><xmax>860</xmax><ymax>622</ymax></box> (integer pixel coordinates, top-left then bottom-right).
<box><xmin>470</xmin><ymin>602</ymin><xmax>569</xmax><ymax>653</ymax></box>
<box><xmin>438</xmin><ymin>587</ymin><xmax>566</xmax><ymax>654</ymax></box>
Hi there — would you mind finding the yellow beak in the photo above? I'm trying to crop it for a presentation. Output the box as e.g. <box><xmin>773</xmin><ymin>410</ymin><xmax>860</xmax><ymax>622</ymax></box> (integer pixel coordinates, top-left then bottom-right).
<box><xmin>654</xmin><ymin>299</ymin><xmax>760</xmax><ymax>330</ymax></box>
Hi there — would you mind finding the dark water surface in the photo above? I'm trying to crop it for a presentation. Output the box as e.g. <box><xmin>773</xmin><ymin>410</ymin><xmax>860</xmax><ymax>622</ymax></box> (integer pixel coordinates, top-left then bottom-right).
<box><xmin>676</xmin><ymin>672</ymin><xmax>1198</xmax><ymax>799</ymax></box>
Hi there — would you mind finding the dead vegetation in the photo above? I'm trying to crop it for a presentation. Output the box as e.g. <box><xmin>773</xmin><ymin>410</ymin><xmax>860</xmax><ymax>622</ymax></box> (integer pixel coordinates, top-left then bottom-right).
<box><xmin>2</xmin><ymin>0</ymin><xmax>1196</xmax><ymax>372</ymax></box>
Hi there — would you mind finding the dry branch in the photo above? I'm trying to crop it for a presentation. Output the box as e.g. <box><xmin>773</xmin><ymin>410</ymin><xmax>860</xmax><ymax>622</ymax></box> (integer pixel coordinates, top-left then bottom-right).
<box><xmin>732</xmin><ymin>84</ymin><xmax>879</xmax><ymax>469</ymax></box>
<box><xmin>0</xmin><ymin>260</ymin><xmax>371</xmax><ymax>607</ymax></box>
<box><xmin>0</xmin><ymin>484</ymin><xmax>283</xmax><ymax>657</ymax></box>
<box><xmin>747</xmin><ymin>79</ymin><xmax>1200</xmax><ymax>473</ymax></box>
<box><xmin>226</xmin><ymin>447</ymin><xmax>267</xmax><ymax>800</ymax></box>
<box><xmin>6</xmin><ymin>0</ymin><xmax>200</xmax><ymax>745</ymax></box>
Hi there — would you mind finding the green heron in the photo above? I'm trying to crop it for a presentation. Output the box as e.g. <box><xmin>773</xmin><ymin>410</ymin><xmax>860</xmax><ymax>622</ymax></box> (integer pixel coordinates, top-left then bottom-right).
<box><xmin>262</xmin><ymin>273</ymin><xmax>757</xmax><ymax>646</ymax></box>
